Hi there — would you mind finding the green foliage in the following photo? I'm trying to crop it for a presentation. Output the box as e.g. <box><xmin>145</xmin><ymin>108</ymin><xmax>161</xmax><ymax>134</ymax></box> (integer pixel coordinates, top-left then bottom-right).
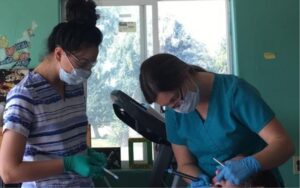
<box><xmin>211</xmin><ymin>38</ymin><xmax>229</xmax><ymax>73</ymax></box>
<box><xmin>160</xmin><ymin>20</ymin><xmax>213</xmax><ymax>67</ymax></box>
<box><xmin>88</xmin><ymin>7</ymin><xmax>140</xmax><ymax>141</ymax></box>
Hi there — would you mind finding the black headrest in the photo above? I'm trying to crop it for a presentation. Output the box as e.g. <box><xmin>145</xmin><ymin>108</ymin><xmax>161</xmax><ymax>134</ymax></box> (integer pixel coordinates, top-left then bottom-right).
<box><xmin>110</xmin><ymin>90</ymin><xmax>170</xmax><ymax>145</ymax></box>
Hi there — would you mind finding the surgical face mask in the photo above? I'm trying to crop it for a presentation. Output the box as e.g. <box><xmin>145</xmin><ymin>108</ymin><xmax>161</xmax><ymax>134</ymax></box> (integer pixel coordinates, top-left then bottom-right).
<box><xmin>59</xmin><ymin>67</ymin><xmax>91</xmax><ymax>85</ymax></box>
<box><xmin>174</xmin><ymin>86</ymin><xmax>200</xmax><ymax>114</ymax></box>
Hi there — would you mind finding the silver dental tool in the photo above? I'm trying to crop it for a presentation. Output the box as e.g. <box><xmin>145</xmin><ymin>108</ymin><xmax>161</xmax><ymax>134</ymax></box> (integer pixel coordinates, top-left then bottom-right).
<box><xmin>213</xmin><ymin>157</ymin><xmax>225</xmax><ymax>167</ymax></box>
<box><xmin>103</xmin><ymin>167</ymin><xmax>119</xmax><ymax>180</ymax></box>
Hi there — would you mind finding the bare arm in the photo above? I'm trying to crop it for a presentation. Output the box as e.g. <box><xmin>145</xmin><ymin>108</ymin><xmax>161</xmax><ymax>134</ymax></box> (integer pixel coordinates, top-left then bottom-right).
<box><xmin>0</xmin><ymin>130</ymin><xmax>64</xmax><ymax>184</ymax></box>
<box><xmin>172</xmin><ymin>144</ymin><xmax>201</xmax><ymax>184</ymax></box>
<box><xmin>254</xmin><ymin>118</ymin><xmax>295</xmax><ymax>170</ymax></box>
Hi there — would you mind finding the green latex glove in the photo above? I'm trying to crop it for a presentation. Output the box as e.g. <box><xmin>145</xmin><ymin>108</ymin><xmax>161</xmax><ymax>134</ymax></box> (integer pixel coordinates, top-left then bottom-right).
<box><xmin>87</xmin><ymin>148</ymin><xmax>107</xmax><ymax>167</ymax></box>
<box><xmin>63</xmin><ymin>149</ymin><xmax>107</xmax><ymax>178</ymax></box>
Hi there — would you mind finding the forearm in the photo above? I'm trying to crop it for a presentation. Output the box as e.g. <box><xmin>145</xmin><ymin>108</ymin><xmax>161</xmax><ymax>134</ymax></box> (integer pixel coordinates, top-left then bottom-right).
<box><xmin>177</xmin><ymin>163</ymin><xmax>201</xmax><ymax>183</ymax></box>
<box><xmin>254</xmin><ymin>118</ymin><xmax>295</xmax><ymax>170</ymax></box>
<box><xmin>254</xmin><ymin>137</ymin><xmax>294</xmax><ymax>170</ymax></box>
<box><xmin>1</xmin><ymin>159</ymin><xmax>64</xmax><ymax>184</ymax></box>
<box><xmin>171</xmin><ymin>144</ymin><xmax>205</xmax><ymax>184</ymax></box>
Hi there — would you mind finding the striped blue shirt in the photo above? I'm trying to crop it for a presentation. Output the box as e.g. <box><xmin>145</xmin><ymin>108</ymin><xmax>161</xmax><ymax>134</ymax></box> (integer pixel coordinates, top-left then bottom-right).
<box><xmin>3</xmin><ymin>71</ymin><xmax>94</xmax><ymax>187</ymax></box>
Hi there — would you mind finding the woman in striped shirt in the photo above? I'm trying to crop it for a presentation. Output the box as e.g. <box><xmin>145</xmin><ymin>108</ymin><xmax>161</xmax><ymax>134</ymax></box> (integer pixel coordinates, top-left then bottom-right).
<box><xmin>0</xmin><ymin>0</ymin><xmax>107</xmax><ymax>187</ymax></box>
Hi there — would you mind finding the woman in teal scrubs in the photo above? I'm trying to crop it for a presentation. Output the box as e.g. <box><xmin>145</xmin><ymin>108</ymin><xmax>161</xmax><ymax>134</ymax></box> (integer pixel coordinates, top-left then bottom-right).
<box><xmin>139</xmin><ymin>53</ymin><xmax>294</xmax><ymax>187</ymax></box>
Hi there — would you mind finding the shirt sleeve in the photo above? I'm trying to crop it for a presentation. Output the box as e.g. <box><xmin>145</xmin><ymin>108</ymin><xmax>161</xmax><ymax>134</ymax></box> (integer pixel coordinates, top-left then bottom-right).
<box><xmin>3</xmin><ymin>85</ymin><xmax>34</xmax><ymax>137</ymax></box>
<box><xmin>165</xmin><ymin>109</ymin><xmax>186</xmax><ymax>145</ymax></box>
<box><xmin>232</xmin><ymin>78</ymin><xmax>275</xmax><ymax>133</ymax></box>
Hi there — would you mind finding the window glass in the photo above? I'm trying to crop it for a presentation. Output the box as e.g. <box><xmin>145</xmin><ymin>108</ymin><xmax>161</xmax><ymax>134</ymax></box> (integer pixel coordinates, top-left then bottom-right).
<box><xmin>88</xmin><ymin>6</ymin><xmax>144</xmax><ymax>161</ymax></box>
<box><xmin>158</xmin><ymin>0</ymin><xmax>229</xmax><ymax>73</ymax></box>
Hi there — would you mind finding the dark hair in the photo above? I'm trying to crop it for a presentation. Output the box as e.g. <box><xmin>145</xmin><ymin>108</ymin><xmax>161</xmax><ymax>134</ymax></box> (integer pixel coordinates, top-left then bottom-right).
<box><xmin>244</xmin><ymin>170</ymin><xmax>281</xmax><ymax>187</ymax></box>
<box><xmin>66</xmin><ymin>0</ymin><xmax>99</xmax><ymax>25</ymax></box>
<box><xmin>139</xmin><ymin>53</ymin><xmax>206</xmax><ymax>104</ymax></box>
<box><xmin>47</xmin><ymin>0</ymin><xmax>102</xmax><ymax>53</ymax></box>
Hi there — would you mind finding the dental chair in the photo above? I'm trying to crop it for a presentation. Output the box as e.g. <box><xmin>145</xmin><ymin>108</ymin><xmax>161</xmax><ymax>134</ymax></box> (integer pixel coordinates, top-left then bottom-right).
<box><xmin>110</xmin><ymin>90</ymin><xmax>174</xmax><ymax>187</ymax></box>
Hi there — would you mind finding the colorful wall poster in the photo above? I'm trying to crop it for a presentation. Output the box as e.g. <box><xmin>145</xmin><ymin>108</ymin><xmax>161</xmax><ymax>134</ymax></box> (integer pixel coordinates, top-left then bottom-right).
<box><xmin>0</xmin><ymin>0</ymin><xmax>60</xmax><ymax>69</ymax></box>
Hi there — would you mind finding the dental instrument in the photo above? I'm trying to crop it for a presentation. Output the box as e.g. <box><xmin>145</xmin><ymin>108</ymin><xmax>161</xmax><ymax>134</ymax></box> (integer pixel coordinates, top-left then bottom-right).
<box><xmin>213</xmin><ymin>157</ymin><xmax>225</xmax><ymax>167</ymax></box>
<box><xmin>166</xmin><ymin>168</ymin><xmax>200</xmax><ymax>181</ymax></box>
<box><xmin>103</xmin><ymin>167</ymin><xmax>119</xmax><ymax>180</ymax></box>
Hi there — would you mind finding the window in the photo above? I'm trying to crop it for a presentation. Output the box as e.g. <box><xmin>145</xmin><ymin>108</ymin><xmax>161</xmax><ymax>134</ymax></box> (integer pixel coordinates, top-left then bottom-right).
<box><xmin>158</xmin><ymin>0</ymin><xmax>230</xmax><ymax>73</ymax></box>
<box><xmin>62</xmin><ymin>0</ymin><xmax>231</xmax><ymax>163</ymax></box>
<box><xmin>87</xmin><ymin>5</ymin><xmax>147</xmax><ymax>162</ymax></box>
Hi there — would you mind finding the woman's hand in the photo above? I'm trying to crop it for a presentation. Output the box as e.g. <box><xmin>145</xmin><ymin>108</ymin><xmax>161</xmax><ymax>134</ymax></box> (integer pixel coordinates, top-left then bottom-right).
<box><xmin>190</xmin><ymin>173</ymin><xmax>211</xmax><ymax>188</ymax></box>
<box><xmin>63</xmin><ymin>149</ymin><xmax>107</xmax><ymax>178</ymax></box>
<box><xmin>215</xmin><ymin>156</ymin><xmax>261</xmax><ymax>185</ymax></box>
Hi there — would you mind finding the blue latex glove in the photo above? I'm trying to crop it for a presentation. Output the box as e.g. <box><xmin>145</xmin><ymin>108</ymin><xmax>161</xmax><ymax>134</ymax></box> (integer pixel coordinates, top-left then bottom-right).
<box><xmin>216</xmin><ymin>156</ymin><xmax>261</xmax><ymax>185</ymax></box>
<box><xmin>190</xmin><ymin>173</ymin><xmax>211</xmax><ymax>188</ymax></box>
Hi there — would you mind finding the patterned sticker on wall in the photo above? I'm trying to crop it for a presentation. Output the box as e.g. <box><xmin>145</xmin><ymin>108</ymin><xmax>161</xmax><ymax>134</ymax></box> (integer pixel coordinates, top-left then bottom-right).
<box><xmin>0</xmin><ymin>21</ymin><xmax>37</xmax><ymax>69</ymax></box>
<box><xmin>0</xmin><ymin>69</ymin><xmax>30</xmax><ymax>102</ymax></box>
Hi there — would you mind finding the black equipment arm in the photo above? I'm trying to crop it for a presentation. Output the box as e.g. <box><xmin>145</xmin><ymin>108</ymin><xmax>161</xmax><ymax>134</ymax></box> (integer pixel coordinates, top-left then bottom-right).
<box><xmin>111</xmin><ymin>90</ymin><xmax>169</xmax><ymax>145</ymax></box>
<box><xmin>110</xmin><ymin>90</ymin><xmax>173</xmax><ymax>187</ymax></box>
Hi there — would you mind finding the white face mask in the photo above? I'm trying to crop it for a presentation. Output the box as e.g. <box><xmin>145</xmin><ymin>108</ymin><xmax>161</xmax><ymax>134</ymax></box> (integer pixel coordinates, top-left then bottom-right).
<box><xmin>59</xmin><ymin>52</ymin><xmax>94</xmax><ymax>85</ymax></box>
<box><xmin>59</xmin><ymin>67</ymin><xmax>91</xmax><ymax>85</ymax></box>
<box><xmin>174</xmin><ymin>85</ymin><xmax>200</xmax><ymax>114</ymax></box>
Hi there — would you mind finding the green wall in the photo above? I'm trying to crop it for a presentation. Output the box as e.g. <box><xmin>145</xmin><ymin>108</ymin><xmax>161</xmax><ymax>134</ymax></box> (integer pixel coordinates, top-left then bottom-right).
<box><xmin>230</xmin><ymin>0</ymin><xmax>299</xmax><ymax>187</ymax></box>
<box><xmin>0</xmin><ymin>0</ymin><xmax>60</xmax><ymax>69</ymax></box>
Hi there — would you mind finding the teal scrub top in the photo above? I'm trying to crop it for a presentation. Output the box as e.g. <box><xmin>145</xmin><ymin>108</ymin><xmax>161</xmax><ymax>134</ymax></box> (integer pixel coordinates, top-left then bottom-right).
<box><xmin>165</xmin><ymin>74</ymin><xmax>281</xmax><ymax>180</ymax></box>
